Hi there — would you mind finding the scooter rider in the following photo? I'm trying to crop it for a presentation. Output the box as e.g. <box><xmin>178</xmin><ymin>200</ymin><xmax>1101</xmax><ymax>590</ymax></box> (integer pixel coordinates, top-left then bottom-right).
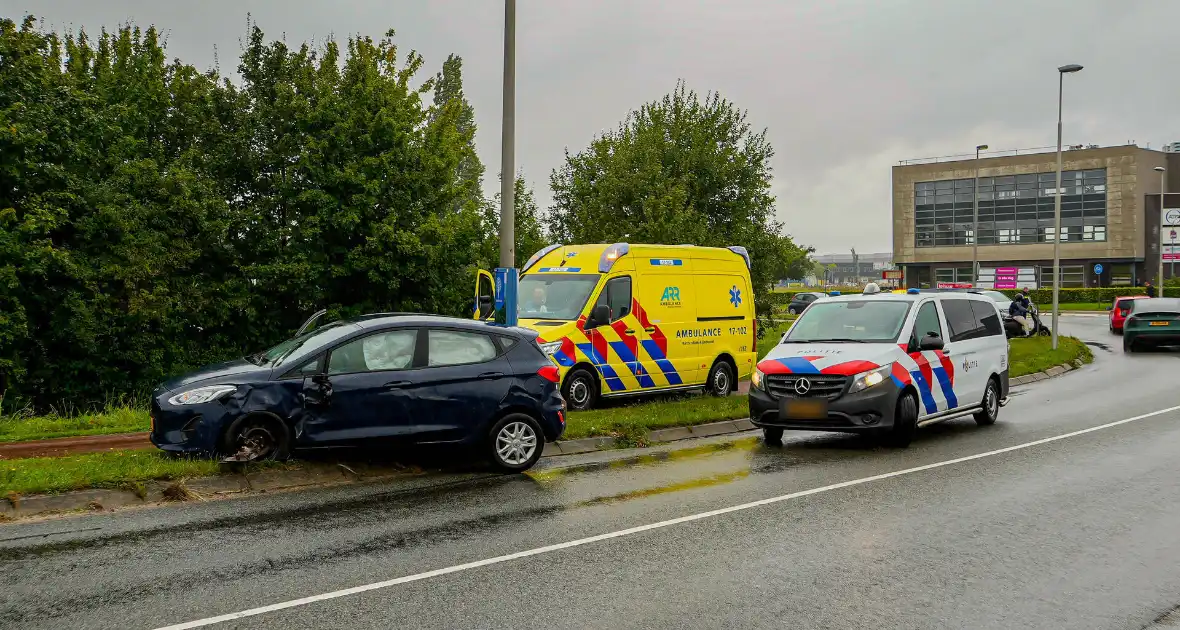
<box><xmin>1009</xmin><ymin>288</ymin><xmax>1033</xmax><ymax>336</ymax></box>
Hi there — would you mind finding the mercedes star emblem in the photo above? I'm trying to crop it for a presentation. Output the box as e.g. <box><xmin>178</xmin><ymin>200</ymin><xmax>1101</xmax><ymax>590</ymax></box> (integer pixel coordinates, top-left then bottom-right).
<box><xmin>794</xmin><ymin>377</ymin><xmax>811</xmax><ymax>395</ymax></box>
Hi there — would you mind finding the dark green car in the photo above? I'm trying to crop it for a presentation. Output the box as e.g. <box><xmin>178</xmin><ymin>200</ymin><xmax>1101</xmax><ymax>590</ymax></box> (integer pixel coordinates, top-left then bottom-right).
<box><xmin>1123</xmin><ymin>298</ymin><xmax>1180</xmax><ymax>352</ymax></box>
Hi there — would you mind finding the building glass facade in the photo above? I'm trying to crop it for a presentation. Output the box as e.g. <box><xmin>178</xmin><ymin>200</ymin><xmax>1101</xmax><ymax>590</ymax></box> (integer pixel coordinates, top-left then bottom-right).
<box><xmin>914</xmin><ymin>169</ymin><xmax>1108</xmax><ymax>248</ymax></box>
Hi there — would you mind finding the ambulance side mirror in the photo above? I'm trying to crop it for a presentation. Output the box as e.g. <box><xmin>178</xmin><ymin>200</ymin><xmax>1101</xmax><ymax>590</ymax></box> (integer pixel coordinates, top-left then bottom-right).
<box><xmin>587</xmin><ymin>305</ymin><xmax>611</xmax><ymax>329</ymax></box>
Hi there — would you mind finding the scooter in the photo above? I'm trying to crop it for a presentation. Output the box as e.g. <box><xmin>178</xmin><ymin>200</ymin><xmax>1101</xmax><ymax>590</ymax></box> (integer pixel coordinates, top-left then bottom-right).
<box><xmin>1004</xmin><ymin>303</ymin><xmax>1051</xmax><ymax>338</ymax></box>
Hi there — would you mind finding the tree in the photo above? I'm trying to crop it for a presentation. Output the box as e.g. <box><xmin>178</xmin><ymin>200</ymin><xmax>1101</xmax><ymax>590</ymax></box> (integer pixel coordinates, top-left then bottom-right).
<box><xmin>0</xmin><ymin>16</ymin><xmax>497</xmax><ymax>409</ymax></box>
<box><xmin>548</xmin><ymin>80</ymin><xmax>812</xmax><ymax>322</ymax></box>
<box><xmin>431</xmin><ymin>54</ymin><xmax>484</xmax><ymax>213</ymax></box>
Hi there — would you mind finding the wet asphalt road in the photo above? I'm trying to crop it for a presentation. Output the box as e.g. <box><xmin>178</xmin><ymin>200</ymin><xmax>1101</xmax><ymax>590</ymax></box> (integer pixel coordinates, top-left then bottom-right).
<box><xmin>4</xmin><ymin>315</ymin><xmax>1180</xmax><ymax>629</ymax></box>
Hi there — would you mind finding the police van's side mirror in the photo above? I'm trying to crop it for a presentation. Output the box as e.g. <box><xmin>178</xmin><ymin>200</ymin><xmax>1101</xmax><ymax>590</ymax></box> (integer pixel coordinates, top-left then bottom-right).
<box><xmin>918</xmin><ymin>334</ymin><xmax>945</xmax><ymax>351</ymax></box>
<box><xmin>587</xmin><ymin>304</ymin><xmax>611</xmax><ymax>329</ymax></box>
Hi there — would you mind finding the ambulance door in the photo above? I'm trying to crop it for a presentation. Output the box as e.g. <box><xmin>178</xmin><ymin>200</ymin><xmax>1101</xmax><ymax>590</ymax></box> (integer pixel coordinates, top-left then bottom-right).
<box><xmin>585</xmin><ymin>274</ymin><xmax>637</xmax><ymax>394</ymax></box>
<box><xmin>473</xmin><ymin>270</ymin><xmax>495</xmax><ymax>320</ymax></box>
<box><xmin>633</xmin><ymin>267</ymin><xmax>697</xmax><ymax>387</ymax></box>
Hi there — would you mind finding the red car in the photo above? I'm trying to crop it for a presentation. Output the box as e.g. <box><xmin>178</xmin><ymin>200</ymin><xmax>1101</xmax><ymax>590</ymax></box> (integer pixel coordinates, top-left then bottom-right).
<box><xmin>1110</xmin><ymin>295</ymin><xmax>1148</xmax><ymax>333</ymax></box>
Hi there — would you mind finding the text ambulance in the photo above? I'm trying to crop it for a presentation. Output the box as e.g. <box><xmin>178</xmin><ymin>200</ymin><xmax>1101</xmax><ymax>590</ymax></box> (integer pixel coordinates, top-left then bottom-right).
<box><xmin>476</xmin><ymin>243</ymin><xmax>756</xmax><ymax>410</ymax></box>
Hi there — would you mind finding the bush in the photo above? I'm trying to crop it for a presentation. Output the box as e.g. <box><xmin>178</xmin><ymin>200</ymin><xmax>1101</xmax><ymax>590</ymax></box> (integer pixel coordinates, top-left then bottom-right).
<box><xmin>996</xmin><ymin>287</ymin><xmax>1180</xmax><ymax>303</ymax></box>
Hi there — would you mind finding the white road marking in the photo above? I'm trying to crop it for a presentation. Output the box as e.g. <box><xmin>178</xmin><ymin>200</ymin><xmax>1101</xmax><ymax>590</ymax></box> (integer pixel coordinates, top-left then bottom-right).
<box><xmin>156</xmin><ymin>403</ymin><xmax>1180</xmax><ymax>630</ymax></box>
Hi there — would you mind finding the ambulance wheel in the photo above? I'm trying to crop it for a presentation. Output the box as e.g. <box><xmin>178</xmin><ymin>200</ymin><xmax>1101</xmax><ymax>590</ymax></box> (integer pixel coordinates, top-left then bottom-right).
<box><xmin>974</xmin><ymin>377</ymin><xmax>1000</xmax><ymax>426</ymax></box>
<box><xmin>884</xmin><ymin>391</ymin><xmax>918</xmax><ymax>448</ymax></box>
<box><xmin>706</xmin><ymin>360</ymin><xmax>735</xmax><ymax>397</ymax></box>
<box><xmin>762</xmin><ymin>427</ymin><xmax>784</xmax><ymax>446</ymax></box>
<box><xmin>562</xmin><ymin>368</ymin><xmax>599</xmax><ymax>411</ymax></box>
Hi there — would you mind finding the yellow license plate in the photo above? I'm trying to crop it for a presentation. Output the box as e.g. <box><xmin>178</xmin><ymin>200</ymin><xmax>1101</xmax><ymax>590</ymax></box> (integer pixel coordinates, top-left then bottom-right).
<box><xmin>781</xmin><ymin>398</ymin><xmax>828</xmax><ymax>420</ymax></box>
<box><xmin>1150</xmin><ymin>321</ymin><xmax>1170</xmax><ymax>326</ymax></box>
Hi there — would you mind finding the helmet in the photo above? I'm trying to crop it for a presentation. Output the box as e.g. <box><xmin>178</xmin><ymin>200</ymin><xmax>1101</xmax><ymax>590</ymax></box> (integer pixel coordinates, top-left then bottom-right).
<box><xmin>862</xmin><ymin>282</ymin><xmax>881</xmax><ymax>294</ymax></box>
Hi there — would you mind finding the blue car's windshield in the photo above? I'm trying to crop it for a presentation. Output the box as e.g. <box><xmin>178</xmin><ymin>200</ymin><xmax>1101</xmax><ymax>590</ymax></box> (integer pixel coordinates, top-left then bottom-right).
<box><xmin>784</xmin><ymin>300</ymin><xmax>912</xmax><ymax>343</ymax></box>
<box><xmin>254</xmin><ymin>321</ymin><xmax>359</xmax><ymax>366</ymax></box>
<box><xmin>518</xmin><ymin>273</ymin><xmax>600</xmax><ymax>321</ymax></box>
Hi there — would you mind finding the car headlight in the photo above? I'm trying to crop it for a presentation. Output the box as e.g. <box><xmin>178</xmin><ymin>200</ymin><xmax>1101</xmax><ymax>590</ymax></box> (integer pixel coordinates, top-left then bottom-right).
<box><xmin>751</xmin><ymin>367</ymin><xmax>765</xmax><ymax>390</ymax></box>
<box><xmin>538</xmin><ymin>341</ymin><xmax>562</xmax><ymax>357</ymax></box>
<box><xmin>167</xmin><ymin>385</ymin><xmax>237</xmax><ymax>406</ymax></box>
<box><xmin>848</xmin><ymin>363</ymin><xmax>893</xmax><ymax>394</ymax></box>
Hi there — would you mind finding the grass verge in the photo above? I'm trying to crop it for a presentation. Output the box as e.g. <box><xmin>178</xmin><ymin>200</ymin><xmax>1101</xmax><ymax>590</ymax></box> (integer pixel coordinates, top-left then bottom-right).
<box><xmin>564</xmin><ymin>395</ymin><xmax>748</xmax><ymax>447</ymax></box>
<box><xmin>0</xmin><ymin>451</ymin><xmax>222</xmax><ymax>497</ymax></box>
<box><xmin>1056</xmin><ymin>302</ymin><xmax>1107</xmax><ymax>311</ymax></box>
<box><xmin>0</xmin><ymin>406</ymin><xmax>149</xmax><ymax>443</ymax></box>
<box><xmin>1008</xmin><ymin>334</ymin><xmax>1092</xmax><ymax>377</ymax></box>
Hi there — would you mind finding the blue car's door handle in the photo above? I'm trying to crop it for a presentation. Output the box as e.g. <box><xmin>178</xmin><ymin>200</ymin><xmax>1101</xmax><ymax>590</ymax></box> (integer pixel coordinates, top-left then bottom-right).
<box><xmin>384</xmin><ymin>380</ymin><xmax>412</xmax><ymax>389</ymax></box>
<box><xmin>478</xmin><ymin>372</ymin><xmax>504</xmax><ymax>380</ymax></box>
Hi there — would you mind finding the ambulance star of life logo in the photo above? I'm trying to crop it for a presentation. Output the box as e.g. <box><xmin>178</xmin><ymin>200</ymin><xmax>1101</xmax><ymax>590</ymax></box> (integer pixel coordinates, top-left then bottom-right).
<box><xmin>729</xmin><ymin>285</ymin><xmax>742</xmax><ymax>308</ymax></box>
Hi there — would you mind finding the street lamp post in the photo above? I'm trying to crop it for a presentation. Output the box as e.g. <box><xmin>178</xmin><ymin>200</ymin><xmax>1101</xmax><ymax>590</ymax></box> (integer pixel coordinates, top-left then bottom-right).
<box><xmin>972</xmin><ymin>144</ymin><xmax>988</xmax><ymax>286</ymax></box>
<box><xmin>1051</xmin><ymin>63</ymin><xmax>1083</xmax><ymax>351</ymax></box>
<box><xmin>498</xmin><ymin>0</ymin><xmax>516</xmax><ymax>269</ymax></box>
<box><xmin>1156</xmin><ymin>166</ymin><xmax>1167</xmax><ymax>285</ymax></box>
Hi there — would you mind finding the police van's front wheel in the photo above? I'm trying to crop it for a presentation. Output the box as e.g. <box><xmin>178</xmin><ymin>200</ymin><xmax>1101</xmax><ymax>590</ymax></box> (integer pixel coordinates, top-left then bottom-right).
<box><xmin>562</xmin><ymin>368</ymin><xmax>599</xmax><ymax>411</ymax></box>
<box><xmin>884</xmin><ymin>391</ymin><xmax>918</xmax><ymax>448</ymax></box>
<box><xmin>706</xmin><ymin>360</ymin><xmax>735</xmax><ymax>397</ymax></box>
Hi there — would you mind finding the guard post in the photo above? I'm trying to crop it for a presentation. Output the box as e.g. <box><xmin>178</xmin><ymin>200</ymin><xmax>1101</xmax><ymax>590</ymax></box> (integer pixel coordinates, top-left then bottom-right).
<box><xmin>493</xmin><ymin>267</ymin><xmax>519</xmax><ymax>326</ymax></box>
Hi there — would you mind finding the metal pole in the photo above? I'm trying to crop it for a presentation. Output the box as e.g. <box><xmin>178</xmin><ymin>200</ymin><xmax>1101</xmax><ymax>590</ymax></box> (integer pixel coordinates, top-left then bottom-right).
<box><xmin>1161</xmin><ymin>168</ymin><xmax>1168</xmax><ymax>286</ymax></box>
<box><xmin>1051</xmin><ymin>71</ymin><xmax>1063</xmax><ymax>350</ymax></box>
<box><xmin>498</xmin><ymin>0</ymin><xmax>516</xmax><ymax>269</ymax></box>
<box><xmin>972</xmin><ymin>147</ymin><xmax>980</xmax><ymax>285</ymax></box>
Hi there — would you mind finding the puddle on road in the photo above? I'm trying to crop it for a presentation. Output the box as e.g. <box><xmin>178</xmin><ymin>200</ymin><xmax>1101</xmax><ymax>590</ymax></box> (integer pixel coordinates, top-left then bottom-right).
<box><xmin>574</xmin><ymin>470</ymin><xmax>751</xmax><ymax>507</ymax></box>
<box><xmin>527</xmin><ymin>437</ymin><xmax>761</xmax><ymax>483</ymax></box>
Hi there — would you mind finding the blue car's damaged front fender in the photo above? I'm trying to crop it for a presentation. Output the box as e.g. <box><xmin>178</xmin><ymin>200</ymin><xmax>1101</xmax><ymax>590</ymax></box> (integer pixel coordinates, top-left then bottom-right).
<box><xmin>151</xmin><ymin>380</ymin><xmax>308</xmax><ymax>457</ymax></box>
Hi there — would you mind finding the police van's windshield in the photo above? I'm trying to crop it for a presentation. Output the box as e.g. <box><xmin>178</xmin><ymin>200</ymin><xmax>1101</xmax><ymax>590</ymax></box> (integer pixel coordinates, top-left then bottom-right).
<box><xmin>518</xmin><ymin>274</ymin><xmax>600</xmax><ymax>321</ymax></box>
<box><xmin>784</xmin><ymin>300</ymin><xmax>912</xmax><ymax>343</ymax></box>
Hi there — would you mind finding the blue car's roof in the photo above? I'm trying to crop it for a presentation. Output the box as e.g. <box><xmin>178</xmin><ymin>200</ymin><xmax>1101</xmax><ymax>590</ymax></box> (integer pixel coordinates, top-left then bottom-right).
<box><xmin>347</xmin><ymin>313</ymin><xmax>536</xmax><ymax>337</ymax></box>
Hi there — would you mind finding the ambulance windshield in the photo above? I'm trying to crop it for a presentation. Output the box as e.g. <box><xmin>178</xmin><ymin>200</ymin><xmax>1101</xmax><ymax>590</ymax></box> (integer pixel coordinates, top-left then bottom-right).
<box><xmin>784</xmin><ymin>300</ymin><xmax>911</xmax><ymax>344</ymax></box>
<box><xmin>518</xmin><ymin>274</ymin><xmax>601</xmax><ymax>321</ymax></box>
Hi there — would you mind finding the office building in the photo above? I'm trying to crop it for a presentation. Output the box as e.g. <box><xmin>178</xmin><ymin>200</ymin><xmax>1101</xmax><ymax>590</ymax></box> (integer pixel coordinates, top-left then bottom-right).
<box><xmin>892</xmin><ymin>144</ymin><xmax>1180</xmax><ymax>289</ymax></box>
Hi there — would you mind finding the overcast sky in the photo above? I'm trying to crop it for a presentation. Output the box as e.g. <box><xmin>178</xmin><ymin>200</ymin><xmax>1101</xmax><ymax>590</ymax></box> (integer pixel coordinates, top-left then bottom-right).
<box><xmin>16</xmin><ymin>0</ymin><xmax>1180</xmax><ymax>254</ymax></box>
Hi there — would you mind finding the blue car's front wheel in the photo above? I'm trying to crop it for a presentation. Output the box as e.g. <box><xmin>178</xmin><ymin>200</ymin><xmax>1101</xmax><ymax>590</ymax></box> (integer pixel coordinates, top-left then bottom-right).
<box><xmin>221</xmin><ymin>415</ymin><xmax>292</xmax><ymax>462</ymax></box>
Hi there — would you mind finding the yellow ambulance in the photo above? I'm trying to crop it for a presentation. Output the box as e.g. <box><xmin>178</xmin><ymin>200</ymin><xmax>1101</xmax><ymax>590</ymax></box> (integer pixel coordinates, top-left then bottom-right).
<box><xmin>475</xmin><ymin>243</ymin><xmax>757</xmax><ymax>410</ymax></box>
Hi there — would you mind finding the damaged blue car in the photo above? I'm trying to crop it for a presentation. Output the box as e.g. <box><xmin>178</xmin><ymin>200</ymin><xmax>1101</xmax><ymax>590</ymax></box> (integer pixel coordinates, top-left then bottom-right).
<box><xmin>150</xmin><ymin>313</ymin><xmax>567</xmax><ymax>472</ymax></box>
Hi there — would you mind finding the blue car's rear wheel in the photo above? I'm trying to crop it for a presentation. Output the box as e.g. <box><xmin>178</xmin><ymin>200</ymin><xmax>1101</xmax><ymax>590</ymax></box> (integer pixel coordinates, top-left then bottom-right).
<box><xmin>488</xmin><ymin>414</ymin><xmax>545</xmax><ymax>472</ymax></box>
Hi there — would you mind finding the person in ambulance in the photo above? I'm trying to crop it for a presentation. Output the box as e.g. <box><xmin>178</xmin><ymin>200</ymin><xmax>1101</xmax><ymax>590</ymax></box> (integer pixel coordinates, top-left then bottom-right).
<box><xmin>749</xmin><ymin>283</ymin><xmax>1010</xmax><ymax>447</ymax></box>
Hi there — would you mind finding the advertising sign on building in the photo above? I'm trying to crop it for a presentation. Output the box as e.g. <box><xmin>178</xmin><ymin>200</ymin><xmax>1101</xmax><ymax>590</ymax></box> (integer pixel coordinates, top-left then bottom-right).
<box><xmin>1164</xmin><ymin>244</ymin><xmax>1180</xmax><ymax>262</ymax></box>
<box><xmin>975</xmin><ymin>266</ymin><xmax>1038</xmax><ymax>290</ymax></box>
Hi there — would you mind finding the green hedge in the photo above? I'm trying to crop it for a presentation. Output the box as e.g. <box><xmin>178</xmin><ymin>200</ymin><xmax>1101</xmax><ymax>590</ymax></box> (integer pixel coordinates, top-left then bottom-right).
<box><xmin>995</xmin><ymin>287</ymin><xmax>1180</xmax><ymax>303</ymax></box>
<box><xmin>771</xmin><ymin>286</ymin><xmax>1180</xmax><ymax>304</ymax></box>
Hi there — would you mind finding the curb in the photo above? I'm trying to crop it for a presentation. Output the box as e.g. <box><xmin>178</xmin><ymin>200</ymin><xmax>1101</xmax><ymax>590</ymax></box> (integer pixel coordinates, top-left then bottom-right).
<box><xmin>1008</xmin><ymin>358</ymin><xmax>1086</xmax><ymax>386</ymax></box>
<box><xmin>0</xmin><ymin>461</ymin><xmax>421</xmax><ymax>520</ymax></box>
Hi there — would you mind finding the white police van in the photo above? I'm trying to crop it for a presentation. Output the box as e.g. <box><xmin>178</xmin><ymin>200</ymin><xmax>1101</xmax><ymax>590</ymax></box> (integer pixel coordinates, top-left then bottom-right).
<box><xmin>749</xmin><ymin>284</ymin><xmax>1010</xmax><ymax>446</ymax></box>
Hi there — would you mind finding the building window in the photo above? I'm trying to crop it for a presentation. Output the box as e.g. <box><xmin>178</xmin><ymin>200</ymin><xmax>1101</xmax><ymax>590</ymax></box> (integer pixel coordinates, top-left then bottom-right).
<box><xmin>914</xmin><ymin>169</ymin><xmax>1106</xmax><ymax>248</ymax></box>
<box><xmin>934</xmin><ymin>267</ymin><xmax>974</xmax><ymax>285</ymax></box>
<box><xmin>1110</xmin><ymin>264</ymin><xmax>1133</xmax><ymax>286</ymax></box>
<box><xmin>1042</xmin><ymin>265</ymin><xmax>1085</xmax><ymax>288</ymax></box>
